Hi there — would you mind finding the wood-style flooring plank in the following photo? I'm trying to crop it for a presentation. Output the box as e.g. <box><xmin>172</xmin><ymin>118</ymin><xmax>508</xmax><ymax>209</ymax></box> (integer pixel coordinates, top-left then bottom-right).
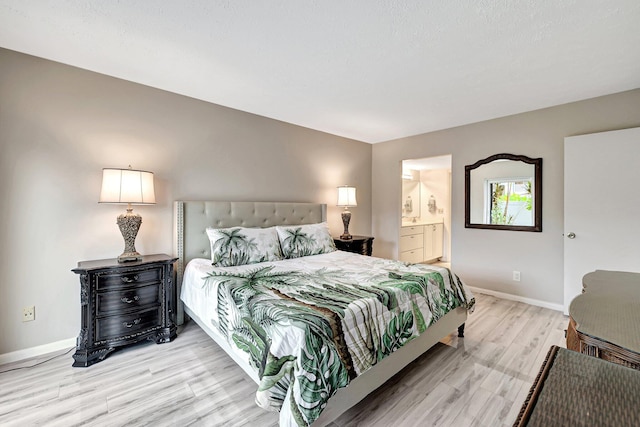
<box><xmin>0</xmin><ymin>293</ymin><xmax>566</xmax><ymax>427</ymax></box>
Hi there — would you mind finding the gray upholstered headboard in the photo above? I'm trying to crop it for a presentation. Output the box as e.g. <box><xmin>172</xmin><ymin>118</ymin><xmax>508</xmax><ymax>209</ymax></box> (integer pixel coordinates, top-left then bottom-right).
<box><xmin>173</xmin><ymin>201</ymin><xmax>327</xmax><ymax>324</ymax></box>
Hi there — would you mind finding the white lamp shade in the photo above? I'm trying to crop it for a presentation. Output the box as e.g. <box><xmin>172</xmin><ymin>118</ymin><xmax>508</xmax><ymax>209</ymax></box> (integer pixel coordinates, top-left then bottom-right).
<box><xmin>337</xmin><ymin>186</ymin><xmax>357</xmax><ymax>207</ymax></box>
<box><xmin>99</xmin><ymin>168</ymin><xmax>156</xmax><ymax>204</ymax></box>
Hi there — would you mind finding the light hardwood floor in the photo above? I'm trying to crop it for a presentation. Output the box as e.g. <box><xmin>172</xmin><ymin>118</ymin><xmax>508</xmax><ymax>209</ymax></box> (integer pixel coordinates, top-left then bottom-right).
<box><xmin>0</xmin><ymin>293</ymin><xmax>567</xmax><ymax>426</ymax></box>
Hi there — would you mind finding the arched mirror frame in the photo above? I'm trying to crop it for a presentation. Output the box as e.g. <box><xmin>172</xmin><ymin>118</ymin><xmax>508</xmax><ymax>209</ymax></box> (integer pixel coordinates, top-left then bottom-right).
<box><xmin>465</xmin><ymin>153</ymin><xmax>542</xmax><ymax>232</ymax></box>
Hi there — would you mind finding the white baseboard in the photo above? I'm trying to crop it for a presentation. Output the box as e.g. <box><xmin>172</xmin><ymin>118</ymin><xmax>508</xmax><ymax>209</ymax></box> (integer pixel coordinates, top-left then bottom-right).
<box><xmin>468</xmin><ymin>286</ymin><xmax>564</xmax><ymax>313</ymax></box>
<box><xmin>0</xmin><ymin>337</ymin><xmax>76</xmax><ymax>365</ymax></box>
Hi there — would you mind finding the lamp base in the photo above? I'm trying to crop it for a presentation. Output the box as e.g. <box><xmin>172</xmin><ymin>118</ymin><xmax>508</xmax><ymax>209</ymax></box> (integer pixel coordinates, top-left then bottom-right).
<box><xmin>340</xmin><ymin>209</ymin><xmax>353</xmax><ymax>240</ymax></box>
<box><xmin>117</xmin><ymin>209</ymin><xmax>143</xmax><ymax>263</ymax></box>
<box><xmin>118</xmin><ymin>253</ymin><xmax>142</xmax><ymax>263</ymax></box>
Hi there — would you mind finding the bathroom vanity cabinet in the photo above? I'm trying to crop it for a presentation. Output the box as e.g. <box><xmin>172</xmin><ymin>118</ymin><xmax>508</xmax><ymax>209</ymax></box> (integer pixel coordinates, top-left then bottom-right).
<box><xmin>423</xmin><ymin>223</ymin><xmax>444</xmax><ymax>262</ymax></box>
<box><xmin>399</xmin><ymin>222</ymin><xmax>443</xmax><ymax>263</ymax></box>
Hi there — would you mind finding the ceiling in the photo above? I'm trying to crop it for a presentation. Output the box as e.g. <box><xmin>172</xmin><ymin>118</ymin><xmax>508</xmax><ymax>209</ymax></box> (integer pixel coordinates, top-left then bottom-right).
<box><xmin>1</xmin><ymin>1</ymin><xmax>639</xmax><ymax>143</ymax></box>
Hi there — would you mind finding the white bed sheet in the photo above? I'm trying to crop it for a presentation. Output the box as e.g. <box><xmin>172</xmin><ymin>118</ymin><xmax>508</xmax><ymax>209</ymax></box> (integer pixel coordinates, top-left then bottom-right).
<box><xmin>180</xmin><ymin>250</ymin><xmax>464</xmax><ymax>338</ymax></box>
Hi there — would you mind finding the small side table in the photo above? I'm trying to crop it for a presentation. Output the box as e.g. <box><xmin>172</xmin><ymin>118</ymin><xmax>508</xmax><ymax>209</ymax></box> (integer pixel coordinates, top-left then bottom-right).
<box><xmin>71</xmin><ymin>254</ymin><xmax>177</xmax><ymax>367</ymax></box>
<box><xmin>334</xmin><ymin>235</ymin><xmax>374</xmax><ymax>256</ymax></box>
<box><xmin>567</xmin><ymin>270</ymin><xmax>640</xmax><ymax>370</ymax></box>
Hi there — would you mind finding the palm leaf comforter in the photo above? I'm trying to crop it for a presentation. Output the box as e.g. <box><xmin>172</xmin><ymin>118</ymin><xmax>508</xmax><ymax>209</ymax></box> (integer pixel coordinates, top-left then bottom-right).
<box><xmin>196</xmin><ymin>250</ymin><xmax>475</xmax><ymax>426</ymax></box>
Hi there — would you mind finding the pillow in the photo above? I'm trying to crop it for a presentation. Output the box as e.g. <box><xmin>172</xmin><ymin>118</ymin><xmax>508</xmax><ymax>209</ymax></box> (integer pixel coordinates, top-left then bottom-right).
<box><xmin>206</xmin><ymin>226</ymin><xmax>283</xmax><ymax>267</ymax></box>
<box><xmin>275</xmin><ymin>222</ymin><xmax>336</xmax><ymax>259</ymax></box>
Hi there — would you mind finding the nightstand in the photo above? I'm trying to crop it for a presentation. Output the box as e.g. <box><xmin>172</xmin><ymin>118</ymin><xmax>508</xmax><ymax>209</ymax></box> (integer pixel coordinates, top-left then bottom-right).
<box><xmin>334</xmin><ymin>235</ymin><xmax>374</xmax><ymax>256</ymax></box>
<box><xmin>71</xmin><ymin>254</ymin><xmax>178</xmax><ymax>367</ymax></box>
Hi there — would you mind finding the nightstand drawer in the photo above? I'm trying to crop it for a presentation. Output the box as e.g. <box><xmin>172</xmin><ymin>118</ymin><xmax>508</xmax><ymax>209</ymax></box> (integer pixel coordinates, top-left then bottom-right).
<box><xmin>96</xmin><ymin>283</ymin><xmax>160</xmax><ymax>315</ymax></box>
<box><xmin>97</xmin><ymin>267</ymin><xmax>161</xmax><ymax>290</ymax></box>
<box><xmin>96</xmin><ymin>307</ymin><xmax>160</xmax><ymax>341</ymax></box>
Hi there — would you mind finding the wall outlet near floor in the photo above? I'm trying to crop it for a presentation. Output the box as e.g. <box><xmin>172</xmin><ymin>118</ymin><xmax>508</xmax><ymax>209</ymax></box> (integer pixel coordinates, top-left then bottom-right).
<box><xmin>512</xmin><ymin>271</ymin><xmax>521</xmax><ymax>282</ymax></box>
<box><xmin>23</xmin><ymin>305</ymin><xmax>35</xmax><ymax>322</ymax></box>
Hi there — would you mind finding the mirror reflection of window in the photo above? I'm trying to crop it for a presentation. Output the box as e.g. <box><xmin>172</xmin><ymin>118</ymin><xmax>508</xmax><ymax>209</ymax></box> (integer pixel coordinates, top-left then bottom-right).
<box><xmin>469</xmin><ymin>160</ymin><xmax>535</xmax><ymax>226</ymax></box>
<box><xmin>486</xmin><ymin>178</ymin><xmax>533</xmax><ymax>225</ymax></box>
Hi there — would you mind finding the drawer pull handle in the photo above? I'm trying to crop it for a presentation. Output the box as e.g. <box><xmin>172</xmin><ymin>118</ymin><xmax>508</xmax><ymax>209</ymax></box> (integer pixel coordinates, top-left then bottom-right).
<box><xmin>121</xmin><ymin>295</ymin><xmax>140</xmax><ymax>304</ymax></box>
<box><xmin>123</xmin><ymin>318</ymin><xmax>142</xmax><ymax>328</ymax></box>
<box><xmin>121</xmin><ymin>275</ymin><xmax>139</xmax><ymax>283</ymax></box>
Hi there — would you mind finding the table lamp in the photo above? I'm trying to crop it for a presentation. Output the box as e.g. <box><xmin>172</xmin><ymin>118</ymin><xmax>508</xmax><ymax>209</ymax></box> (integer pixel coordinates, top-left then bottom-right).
<box><xmin>99</xmin><ymin>166</ymin><xmax>156</xmax><ymax>262</ymax></box>
<box><xmin>337</xmin><ymin>185</ymin><xmax>357</xmax><ymax>240</ymax></box>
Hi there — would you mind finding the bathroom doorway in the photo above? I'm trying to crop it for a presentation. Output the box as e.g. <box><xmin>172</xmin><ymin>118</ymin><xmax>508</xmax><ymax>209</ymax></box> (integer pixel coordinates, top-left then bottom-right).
<box><xmin>401</xmin><ymin>155</ymin><xmax>452</xmax><ymax>264</ymax></box>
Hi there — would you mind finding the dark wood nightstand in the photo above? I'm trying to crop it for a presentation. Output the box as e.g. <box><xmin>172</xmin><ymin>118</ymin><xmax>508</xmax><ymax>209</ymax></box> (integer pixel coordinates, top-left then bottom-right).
<box><xmin>71</xmin><ymin>254</ymin><xmax>178</xmax><ymax>367</ymax></box>
<box><xmin>333</xmin><ymin>235</ymin><xmax>374</xmax><ymax>256</ymax></box>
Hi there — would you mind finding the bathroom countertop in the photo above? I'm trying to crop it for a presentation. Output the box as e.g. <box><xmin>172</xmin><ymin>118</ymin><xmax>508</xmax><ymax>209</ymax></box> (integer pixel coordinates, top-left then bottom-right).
<box><xmin>401</xmin><ymin>220</ymin><xmax>443</xmax><ymax>227</ymax></box>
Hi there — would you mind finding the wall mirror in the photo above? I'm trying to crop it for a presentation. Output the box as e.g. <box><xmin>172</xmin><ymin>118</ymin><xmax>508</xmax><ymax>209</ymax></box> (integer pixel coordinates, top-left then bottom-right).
<box><xmin>401</xmin><ymin>169</ymin><xmax>421</xmax><ymax>220</ymax></box>
<box><xmin>465</xmin><ymin>153</ymin><xmax>542</xmax><ymax>232</ymax></box>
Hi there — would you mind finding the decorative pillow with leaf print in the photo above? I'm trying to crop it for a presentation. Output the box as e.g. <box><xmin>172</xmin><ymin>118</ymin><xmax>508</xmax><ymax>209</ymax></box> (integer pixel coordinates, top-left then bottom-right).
<box><xmin>206</xmin><ymin>226</ymin><xmax>283</xmax><ymax>267</ymax></box>
<box><xmin>275</xmin><ymin>222</ymin><xmax>336</xmax><ymax>259</ymax></box>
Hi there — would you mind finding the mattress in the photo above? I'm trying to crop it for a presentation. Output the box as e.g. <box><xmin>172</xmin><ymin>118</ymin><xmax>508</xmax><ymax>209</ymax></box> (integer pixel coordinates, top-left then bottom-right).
<box><xmin>180</xmin><ymin>250</ymin><xmax>474</xmax><ymax>426</ymax></box>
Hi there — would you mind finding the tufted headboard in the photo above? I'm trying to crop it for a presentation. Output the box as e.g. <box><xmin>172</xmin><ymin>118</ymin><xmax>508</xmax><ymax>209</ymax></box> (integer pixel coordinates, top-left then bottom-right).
<box><xmin>173</xmin><ymin>201</ymin><xmax>327</xmax><ymax>324</ymax></box>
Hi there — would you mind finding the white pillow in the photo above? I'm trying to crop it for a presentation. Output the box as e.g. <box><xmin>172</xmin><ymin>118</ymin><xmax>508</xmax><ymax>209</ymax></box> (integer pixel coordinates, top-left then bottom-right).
<box><xmin>206</xmin><ymin>226</ymin><xmax>283</xmax><ymax>267</ymax></box>
<box><xmin>275</xmin><ymin>222</ymin><xmax>336</xmax><ymax>259</ymax></box>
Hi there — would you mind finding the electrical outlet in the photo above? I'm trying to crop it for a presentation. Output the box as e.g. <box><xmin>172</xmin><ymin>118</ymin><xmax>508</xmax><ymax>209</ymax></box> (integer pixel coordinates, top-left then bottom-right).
<box><xmin>23</xmin><ymin>306</ymin><xmax>35</xmax><ymax>322</ymax></box>
<box><xmin>512</xmin><ymin>271</ymin><xmax>521</xmax><ymax>282</ymax></box>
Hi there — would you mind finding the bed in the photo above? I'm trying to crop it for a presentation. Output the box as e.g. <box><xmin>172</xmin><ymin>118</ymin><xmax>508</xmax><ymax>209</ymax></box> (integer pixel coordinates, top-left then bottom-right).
<box><xmin>173</xmin><ymin>201</ymin><xmax>474</xmax><ymax>426</ymax></box>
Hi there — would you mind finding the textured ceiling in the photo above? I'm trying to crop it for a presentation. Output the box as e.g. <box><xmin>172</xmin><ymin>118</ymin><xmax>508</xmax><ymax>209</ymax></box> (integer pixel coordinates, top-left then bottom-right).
<box><xmin>1</xmin><ymin>1</ymin><xmax>639</xmax><ymax>143</ymax></box>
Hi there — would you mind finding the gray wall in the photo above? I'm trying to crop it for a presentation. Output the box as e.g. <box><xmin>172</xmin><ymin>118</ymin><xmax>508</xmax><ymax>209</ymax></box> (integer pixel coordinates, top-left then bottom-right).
<box><xmin>0</xmin><ymin>48</ymin><xmax>372</xmax><ymax>354</ymax></box>
<box><xmin>2</xmin><ymin>44</ymin><xmax>639</xmax><ymax>356</ymax></box>
<box><xmin>372</xmin><ymin>89</ymin><xmax>640</xmax><ymax>306</ymax></box>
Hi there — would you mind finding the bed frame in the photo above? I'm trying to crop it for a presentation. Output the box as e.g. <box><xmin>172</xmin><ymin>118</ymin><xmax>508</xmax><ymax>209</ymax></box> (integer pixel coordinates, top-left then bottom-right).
<box><xmin>173</xmin><ymin>200</ymin><xmax>467</xmax><ymax>426</ymax></box>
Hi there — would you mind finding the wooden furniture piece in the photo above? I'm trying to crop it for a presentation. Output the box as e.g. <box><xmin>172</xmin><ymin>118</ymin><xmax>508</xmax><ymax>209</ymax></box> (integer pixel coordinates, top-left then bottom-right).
<box><xmin>566</xmin><ymin>270</ymin><xmax>640</xmax><ymax>370</ymax></box>
<box><xmin>514</xmin><ymin>345</ymin><xmax>640</xmax><ymax>426</ymax></box>
<box><xmin>465</xmin><ymin>153</ymin><xmax>542</xmax><ymax>232</ymax></box>
<box><xmin>71</xmin><ymin>254</ymin><xmax>178</xmax><ymax>367</ymax></box>
<box><xmin>333</xmin><ymin>235</ymin><xmax>374</xmax><ymax>256</ymax></box>
<box><xmin>399</xmin><ymin>225</ymin><xmax>424</xmax><ymax>263</ymax></box>
<box><xmin>399</xmin><ymin>222</ymin><xmax>443</xmax><ymax>263</ymax></box>
<box><xmin>423</xmin><ymin>222</ymin><xmax>444</xmax><ymax>261</ymax></box>
<box><xmin>173</xmin><ymin>201</ymin><xmax>467</xmax><ymax>427</ymax></box>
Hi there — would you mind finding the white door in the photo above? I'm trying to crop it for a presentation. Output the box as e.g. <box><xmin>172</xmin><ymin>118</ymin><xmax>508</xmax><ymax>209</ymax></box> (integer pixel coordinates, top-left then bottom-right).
<box><xmin>564</xmin><ymin>127</ymin><xmax>640</xmax><ymax>313</ymax></box>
